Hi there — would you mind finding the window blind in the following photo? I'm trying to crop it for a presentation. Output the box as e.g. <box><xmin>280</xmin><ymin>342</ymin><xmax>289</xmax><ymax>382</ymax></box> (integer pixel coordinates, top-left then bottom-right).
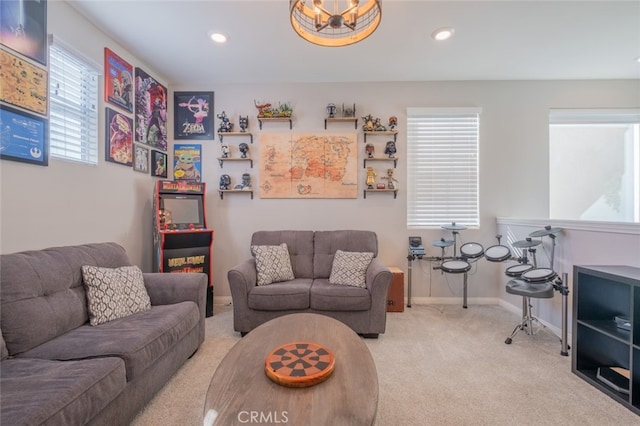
<box><xmin>407</xmin><ymin>107</ymin><xmax>481</xmax><ymax>228</ymax></box>
<box><xmin>49</xmin><ymin>36</ymin><xmax>99</xmax><ymax>165</ymax></box>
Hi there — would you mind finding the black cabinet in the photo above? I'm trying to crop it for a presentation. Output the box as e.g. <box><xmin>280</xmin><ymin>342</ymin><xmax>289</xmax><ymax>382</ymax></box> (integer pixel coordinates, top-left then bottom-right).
<box><xmin>572</xmin><ymin>265</ymin><xmax>640</xmax><ymax>414</ymax></box>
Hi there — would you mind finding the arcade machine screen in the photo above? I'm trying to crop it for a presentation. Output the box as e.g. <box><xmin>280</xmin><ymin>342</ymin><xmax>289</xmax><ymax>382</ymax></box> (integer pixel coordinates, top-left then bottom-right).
<box><xmin>160</xmin><ymin>194</ymin><xmax>205</xmax><ymax>229</ymax></box>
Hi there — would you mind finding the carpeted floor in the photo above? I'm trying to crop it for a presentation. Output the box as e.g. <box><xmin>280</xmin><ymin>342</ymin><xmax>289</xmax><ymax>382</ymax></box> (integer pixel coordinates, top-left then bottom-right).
<box><xmin>131</xmin><ymin>304</ymin><xmax>639</xmax><ymax>425</ymax></box>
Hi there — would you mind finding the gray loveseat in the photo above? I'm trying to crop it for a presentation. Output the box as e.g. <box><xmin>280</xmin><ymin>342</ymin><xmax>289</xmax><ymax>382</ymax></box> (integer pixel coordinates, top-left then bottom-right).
<box><xmin>228</xmin><ymin>230</ymin><xmax>392</xmax><ymax>337</ymax></box>
<box><xmin>0</xmin><ymin>242</ymin><xmax>207</xmax><ymax>425</ymax></box>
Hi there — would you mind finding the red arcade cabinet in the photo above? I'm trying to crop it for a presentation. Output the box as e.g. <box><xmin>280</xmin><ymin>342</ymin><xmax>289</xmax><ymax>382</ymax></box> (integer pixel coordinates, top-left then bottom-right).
<box><xmin>153</xmin><ymin>180</ymin><xmax>214</xmax><ymax>316</ymax></box>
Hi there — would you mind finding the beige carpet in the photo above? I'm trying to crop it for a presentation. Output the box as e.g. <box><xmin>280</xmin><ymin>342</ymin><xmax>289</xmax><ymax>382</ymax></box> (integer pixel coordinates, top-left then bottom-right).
<box><xmin>131</xmin><ymin>304</ymin><xmax>639</xmax><ymax>425</ymax></box>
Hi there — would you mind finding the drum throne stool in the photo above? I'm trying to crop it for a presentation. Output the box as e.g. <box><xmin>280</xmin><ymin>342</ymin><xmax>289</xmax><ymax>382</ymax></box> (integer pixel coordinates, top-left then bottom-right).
<box><xmin>504</xmin><ymin>278</ymin><xmax>554</xmax><ymax>344</ymax></box>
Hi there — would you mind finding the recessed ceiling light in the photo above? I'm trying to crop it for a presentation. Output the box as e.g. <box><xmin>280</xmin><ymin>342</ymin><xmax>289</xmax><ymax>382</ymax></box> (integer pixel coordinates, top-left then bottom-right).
<box><xmin>211</xmin><ymin>33</ymin><xmax>228</xmax><ymax>44</ymax></box>
<box><xmin>431</xmin><ymin>27</ymin><xmax>455</xmax><ymax>41</ymax></box>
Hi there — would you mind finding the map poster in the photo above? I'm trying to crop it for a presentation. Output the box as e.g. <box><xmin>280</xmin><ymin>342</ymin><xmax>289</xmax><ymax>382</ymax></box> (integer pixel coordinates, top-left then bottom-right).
<box><xmin>135</xmin><ymin>67</ymin><xmax>167</xmax><ymax>151</ymax></box>
<box><xmin>259</xmin><ymin>133</ymin><xmax>358</xmax><ymax>199</ymax></box>
<box><xmin>173</xmin><ymin>143</ymin><xmax>201</xmax><ymax>183</ymax></box>
<box><xmin>0</xmin><ymin>48</ymin><xmax>47</xmax><ymax>115</ymax></box>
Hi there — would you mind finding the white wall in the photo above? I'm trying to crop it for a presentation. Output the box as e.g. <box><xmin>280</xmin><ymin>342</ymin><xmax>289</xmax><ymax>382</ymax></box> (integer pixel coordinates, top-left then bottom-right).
<box><xmin>1</xmin><ymin>4</ymin><xmax>639</xmax><ymax>317</ymax></box>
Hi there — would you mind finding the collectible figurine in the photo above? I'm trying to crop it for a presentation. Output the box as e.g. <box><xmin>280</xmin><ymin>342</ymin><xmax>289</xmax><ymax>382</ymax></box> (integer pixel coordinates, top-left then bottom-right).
<box><xmin>254</xmin><ymin>100</ymin><xmax>272</xmax><ymax>118</ymax></box>
<box><xmin>219</xmin><ymin>174</ymin><xmax>231</xmax><ymax>190</ymax></box>
<box><xmin>365</xmin><ymin>144</ymin><xmax>375</xmax><ymax>158</ymax></box>
<box><xmin>221</xmin><ymin>144</ymin><xmax>230</xmax><ymax>158</ymax></box>
<box><xmin>241</xmin><ymin>173</ymin><xmax>251</xmax><ymax>189</ymax></box>
<box><xmin>342</xmin><ymin>103</ymin><xmax>355</xmax><ymax>117</ymax></box>
<box><xmin>362</xmin><ymin>114</ymin><xmax>375</xmax><ymax>131</ymax></box>
<box><xmin>217</xmin><ymin>111</ymin><xmax>233</xmax><ymax>132</ymax></box>
<box><xmin>374</xmin><ymin>118</ymin><xmax>387</xmax><ymax>131</ymax></box>
<box><xmin>382</xmin><ymin>168</ymin><xmax>398</xmax><ymax>190</ymax></box>
<box><xmin>239</xmin><ymin>115</ymin><xmax>249</xmax><ymax>132</ymax></box>
<box><xmin>366</xmin><ymin>167</ymin><xmax>376</xmax><ymax>189</ymax></box>
<box><xmin>384</xmin><ymin>141</ymin><xmax>397</xmax><ymax>158</ymax></box>
<box><xmin>388</xmin><ymin>116</ymin><xmax>398</xmax><ymax>131</ymax></box>
<box><xmin>239</xmin><ymin>142</ymin><xmax>249</xmax><ymax>158</ymax></box>
<box><xmin>326</xmin><ymin>103</ymin><xmax>336</xmax><ymax>118</ymax></box>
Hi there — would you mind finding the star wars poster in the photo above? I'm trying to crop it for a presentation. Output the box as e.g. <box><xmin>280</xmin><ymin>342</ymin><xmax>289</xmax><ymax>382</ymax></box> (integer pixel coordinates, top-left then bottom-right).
<box><xmin>0</xmin><ymin>0</ymin><xmax>48</xmax><ymax>66</ymax></box>
<box><xmin>173</xmin><ymin>144</ymin><xmax>201</xmax><ymax>183</ymax></box>
<box><xmin>135</xmin><ymin>67</ymin><xmax>167</xmax><ymax>151</ymax></box>
<box><xmin>104</xmin><ymin>48</ymin><xmax>133</xmax><ymax>113</ymax></box>
<box><xmin>105</xmin><ymin>107</ymin><xmax>133</xmax><ymax>166</ymax></box>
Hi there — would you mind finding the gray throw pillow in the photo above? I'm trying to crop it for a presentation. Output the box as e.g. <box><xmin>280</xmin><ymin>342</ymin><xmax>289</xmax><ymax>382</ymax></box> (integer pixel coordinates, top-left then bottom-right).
<box><xmin>329</xmin><ymin>250</ymin><xmax>374</xmax><ymax>288</ymax></box>
<box><xmin>251</xmin><ymin>243</ymin><xmax>295</xmax><ymax>286</ymax></box>
<box><xmin>81</xmin><ymin>265</ymin><xmax>151</xmax><ymax>326</ymax></box>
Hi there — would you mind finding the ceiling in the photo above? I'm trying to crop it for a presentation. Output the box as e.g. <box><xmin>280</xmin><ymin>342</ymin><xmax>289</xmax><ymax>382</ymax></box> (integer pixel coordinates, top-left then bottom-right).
<box><xmin>67</xmin><ymin>0</ymin><xmax>640</xmax><ymax>86</ymax></box>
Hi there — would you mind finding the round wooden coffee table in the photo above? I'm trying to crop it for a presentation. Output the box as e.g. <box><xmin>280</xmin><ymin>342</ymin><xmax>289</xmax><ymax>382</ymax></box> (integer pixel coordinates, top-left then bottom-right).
<box><xmin>203</xmin><ymin>313</ymin><xmax>378</xmax><ymax>425</ymax></box>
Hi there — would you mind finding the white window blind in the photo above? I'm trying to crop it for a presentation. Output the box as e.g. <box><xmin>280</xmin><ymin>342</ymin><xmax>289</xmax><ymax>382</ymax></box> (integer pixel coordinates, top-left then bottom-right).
<box><xmin>407</xmin><ymin>108</ymin><xmax>481</xmax><ymax>228</ymax></box>
<box><xmin>49</xmin><ymin>36</ymin><xmax>99</xmax><ymax>165</ymax></box>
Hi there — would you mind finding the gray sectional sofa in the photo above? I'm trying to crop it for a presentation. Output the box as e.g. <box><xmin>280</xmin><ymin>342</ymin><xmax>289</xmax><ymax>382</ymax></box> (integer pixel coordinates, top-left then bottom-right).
<box><xmin>228</xmin><ymin>230</ymin><xmax>392</xmax><ymax>337</ymax></box>
<box><xmin>0</xmin><ymin>242</ymin><xmax>207</xmax><ymax>426</ymax></box>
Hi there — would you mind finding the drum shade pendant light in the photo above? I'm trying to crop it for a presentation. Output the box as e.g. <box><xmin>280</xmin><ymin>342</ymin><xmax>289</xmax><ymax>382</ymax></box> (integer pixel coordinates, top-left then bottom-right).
<box><xmin>290</xmin><ymin>0</ymin><xmax>382</xmax><ymax>47</ymax></box>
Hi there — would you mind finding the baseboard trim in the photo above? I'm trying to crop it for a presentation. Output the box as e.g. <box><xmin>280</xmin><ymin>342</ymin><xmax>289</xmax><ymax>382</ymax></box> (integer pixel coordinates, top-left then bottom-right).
<box><xmin>407</xmin><ymin>297</ymin><xmax>499</xmax><ymax>305</ymax></box>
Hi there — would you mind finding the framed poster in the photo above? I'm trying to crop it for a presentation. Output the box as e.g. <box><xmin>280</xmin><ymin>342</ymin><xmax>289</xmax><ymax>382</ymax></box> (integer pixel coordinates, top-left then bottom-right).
<box><xmin>0</xmin><ymin>48</ymin><xmax>48</xmax><ymax>115</ymax></box>
<box><xmin>174</xmin><ymin>91</ymin><xmax>214</xmax><ymax>140</ymax></box>
<box><xmin>104</xmin><ymin>48</ymin><xmax>133</xmax><ymax>113</ymax></box>
<box><xmin>0</xmin><ymin>104</ymin><xmax>48</xmax><ymax>166</ymax></box>
<box><xmin>105</xmin><ymin>107</ymin><xmax>133</xmax><ymax>166</ymax></box>
<box><xmin>134</xmin><ymin>67</ymin><xmax>167</xmax><ymax>151</ymax></box>
<box><xmin>0</xmin><ymin>0</ymin><xmax>48</xmax><ymax>66</ymax></box>
<box><xmin>151</xmin><ymin>149</ymin><xmax>168</xmax><ymax>178</ymax></box>
<box><xmin>133</xmin><ymin>144</ymin><xmax>149</xmax><ymax>173</ymax></box>
<box><xmin>173</xmin><ymin>144</ymin><xmax>201</xmax><ymax>183</ymax></box>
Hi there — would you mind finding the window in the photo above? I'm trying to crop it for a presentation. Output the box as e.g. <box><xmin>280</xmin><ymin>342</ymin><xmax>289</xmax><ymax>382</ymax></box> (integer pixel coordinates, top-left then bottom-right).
<box><xmin>407</xmin><ymin>108</ymin><xmax>481</xmax><ymax>228</ymax></box>
<box><xmin>549</xmin><ymin>109</ymin><xmax>640</xmax><ymax>223</ymax></box>
<box><xmin>49</xmin><ymin>36</ymin><xmax>99</xmax><ymax>164</ymax></box>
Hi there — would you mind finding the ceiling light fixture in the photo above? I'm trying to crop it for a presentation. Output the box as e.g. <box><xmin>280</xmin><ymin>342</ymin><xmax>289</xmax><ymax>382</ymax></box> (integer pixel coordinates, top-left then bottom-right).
<box><xmin>210</xmin><ymin>33</ymin><xmax>228</xmax><ymax>44</ymax></box>
<box><xmin>290</xmin><ymin>0</ymin><xmax>382</xmax><ymax>47</ymax></box>
<box><xmin>431</xmin><ymin>27</ymin><xmax>455</xmax><ymax>41</ymax></box>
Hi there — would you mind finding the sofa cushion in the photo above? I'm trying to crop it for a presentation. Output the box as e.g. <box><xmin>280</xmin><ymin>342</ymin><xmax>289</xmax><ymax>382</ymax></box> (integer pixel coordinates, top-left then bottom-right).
<box><xmin>251</xmin><ymin>243</ymin><xmax>295</xmax><ymax>286</ymax></box>
<box><xmin>251</xmin><ymin>231</ymin><xmax>315</xmax><ymax>278</ymax></box>
<box><xmin>314</xmin><ymin>230</ymin><xmax>378</xmax><ymax>279</ymax></box>
<box><xmin>248</xmin><ymin>279</ymin><xmax>312</xmax><ymax>311</ymax></box>
<box><xmin>310</xmin><ymin>279</ymin><xmax>371</xmax><ymax>311</ymax></box>
<box><xmin>329</xmin><ymin>250</ymin><xmax>374</xmax><ymax>288</ymax></box>
<box><xmin>0</xmin><ymin>242</ymin><xmax>131</xmax><ymax>356</ymax></box>
<box><xmin>16</xmin><ymin>302</ymin><xmax>198</xmax><ymax>381</ymax></box>
<box><xmin>82</xmin><ymin>265</ymin><xmax>151</xmax><ymax>325</ymax></box>
<box><xmin>0</xmin><ymin>357</ymin><xmax>125</xmax><ymax>426</ymax></box>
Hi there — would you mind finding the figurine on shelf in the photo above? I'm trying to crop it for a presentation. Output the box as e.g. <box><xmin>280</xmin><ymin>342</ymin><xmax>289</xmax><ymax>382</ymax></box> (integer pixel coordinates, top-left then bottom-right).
<box><xmin>221</xmin><ymin>144</ymin><xmax>230</xmax><ymax>158</ymax></box>
<box><xmin>326</xmin><ymin>103</ymin><xmax>336</xmax><ymax>118</ymax></box>
<box><xmin>239</xmin><ymin>142</ymin><xmax>249</xmax><ymax>158</ymax></box>
<box><xmin>342</xmin><ymin>103</ymin><xmax>355</xmax><ymax>117</ymax></box>
<box><xmin>377</xmin><ymin>183</ymin><xmax>386</xmax><ymax>189</ymax></box>
<box><xmin>374</xmin><ymin>118</ymin><xmax>387</xmax><ymax>131</ymax></box>
<box><xmin>241</xmin><ymin>173</ymin><xmax>251</xmax><ymax>189</ymax></box>
<box><xmin>382</xmin><ymin>168</ymin><xmax>398</xmax><ymax>190</ymax></box>
<box><xmin>366</xmin><ymin>167</ymin><xmax>376</xmax><ymax>189</ymax></box>
<box><xmin>219</xmin><ymin>174</ymin><xmax>231</xmax><ymax>190</ymax></box>
<box><xmin>254</xmin><ymin>100</ymin><xmax>272</xmax><ymax>118</ymax></box>
<box><xmin>217</xmin><ymin>111</ymin><xmax>233</xmax><ymax>132</ymax></box>
<box><xmin>362</xmin><ymin>114</ymin><xmax>375</xmax><ymax>131</ymax></box>
<box><xmin>388</xmin><ymin>116</ymin><xmax>398</xmax><ymax>131</ymax></box>
<box><xmin>239</xmin><ymin>115</ymin><xmax>249</xmax><ymax>132</ymax></box>
<box><xmin>384</xmin><ymin>141</ymin><xmax>397</xmax><ymax>158</ymax></box>
<box><xmin>365</xmin><ymin>144</ymin><xmax>375</xmax><ymax>158</ymax></box>
<box><xmin>278</xmin><ymin>102</ymin><xmax>293</xmax><ymax>118</ymax></box>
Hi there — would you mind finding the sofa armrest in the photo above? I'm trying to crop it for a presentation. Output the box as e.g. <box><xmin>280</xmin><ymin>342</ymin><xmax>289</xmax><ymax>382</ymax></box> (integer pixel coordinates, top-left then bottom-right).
<box><xmin>143</xmin><ymin>272</ymin><xmax>207</xmax><ymax>317</ymax></box>
<box><xmin>365</xmin><ymin>259</ymin><xmax>392</xmax><ymax>300</ymax></box>
<box><xmin>227</xmin><ymin>259</ymin><xmax>257</xmax><ymax>333</ymax></box>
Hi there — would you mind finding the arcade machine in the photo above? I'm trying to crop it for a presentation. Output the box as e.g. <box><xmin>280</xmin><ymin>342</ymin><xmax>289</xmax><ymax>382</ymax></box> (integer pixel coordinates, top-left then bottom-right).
<box><xmin>153</xmin><ymin>180</ymin><xmax>214</xmax><ymax>317</ymax></box>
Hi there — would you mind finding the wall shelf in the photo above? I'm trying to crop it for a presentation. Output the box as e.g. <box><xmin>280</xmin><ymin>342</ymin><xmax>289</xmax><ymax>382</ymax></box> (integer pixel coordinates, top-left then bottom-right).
<box><xmin>218</xmin><ymin>189</ymin><xmax>254</xmax><ymax>200</ymax></box>
<box><xmin>364</xmin><ymin>130</ymin><xmax>398</xmax><ymax>143</ymax></box>
<box><xmin>218</xmin><ymin>132</ymin><xmax>253</xmax><ymax>143</ymax></box>
<box><xmin>364</xmin><ymin>188</ymin><xmax>398</xmax><ymax>199</ymax></box>
<box><xmin>572</xmin><ymin>265</ymin><xmax>640</xmax><ymax>415</ymax></box>
<box><xmin>217</xmin><ymin>157</ymin><xmax>253</xmax><ymax>168</ymax></box>
<box><xmin>363</xmin><ymin>157</ymin><xmax>399</xmax><ymax>168</ymax></box>
<box><xmin>324</xmin><ymin>117</ymin><xmax>358</xmax><ymax>129</ymax></box>
<box><xmin>257</xmin><ymin>117</ymin><xmax>292</xmax><ymax>130</ymax></box>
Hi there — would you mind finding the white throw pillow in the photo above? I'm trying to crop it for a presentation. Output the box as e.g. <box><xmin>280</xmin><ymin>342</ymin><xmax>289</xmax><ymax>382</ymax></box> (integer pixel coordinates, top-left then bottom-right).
<box><xmin>251</xmin><ymin>243</ymin><xmax>295</xmax><ymax>286</ymax></box>
<box><xmin>82</xmin><ymin>265</ymin><xmax>151</xmax><ymax>326</ymax></box>
<box><xmin>329</xmin><ymin>250</ymin><xmax>374</xmax><ymax>288</ymax></box>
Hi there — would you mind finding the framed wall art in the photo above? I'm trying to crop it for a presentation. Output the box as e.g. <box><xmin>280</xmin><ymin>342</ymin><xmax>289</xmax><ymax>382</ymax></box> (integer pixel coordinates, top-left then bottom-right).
<box><xmin>0</xmin><ymin>0</ymin><xmax>48</xmax><ymax>66</ymax></box>
<box><xmin>104</xmin><ymin>48</ymin><xmax>133</xmax><ymax>113</ymax></box>
<box><xmin>0</xmin><ymin>48</ymin><xmax>48</xmax><ymax>116</ymax></box>
<box><xmin>133</xmin><ymin>144</ymin><xmax>150</xmax><ymax>174</ymax></box>
<box><xmin>105</xmin><ymin>107</ymin><xmax>133</xmax><ymax>166</ymax></box>
<box><xmin>134</xmin><ymin>67</ymin><xmax>167</xmax><ymax>151</ymax></box>
<box><xmin>151</xmin><ymin>149</ymin><xmax>167</xmax><ymax>178</ymax></box>
<box><xmin>0</xmin><ymin>104</ymin><xmax>48</xmax><ymax>166</ymax></box>
<box><xmin>174</xmin><ymin>91</ymin><xmax>214</xmax><ymax>140</ymax></box>
<box><xmin>173</xmin><ymin>143</ymin><xmax>201</xmax><ymax>183</ymax></box>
